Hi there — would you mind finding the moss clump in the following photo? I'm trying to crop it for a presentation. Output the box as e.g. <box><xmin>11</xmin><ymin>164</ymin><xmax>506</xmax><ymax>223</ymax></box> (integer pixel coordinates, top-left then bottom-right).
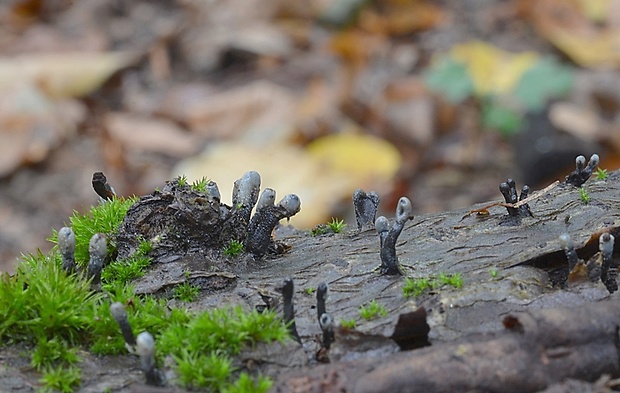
<box><xmin>402</xmin><ymin>272</ymin><xmax>464</xmax><ymax>298</ymax></box>
<box><xmin>359</xmin><ymin>300</ymin><xmax>387</xmax><ymax>320</ymax></box>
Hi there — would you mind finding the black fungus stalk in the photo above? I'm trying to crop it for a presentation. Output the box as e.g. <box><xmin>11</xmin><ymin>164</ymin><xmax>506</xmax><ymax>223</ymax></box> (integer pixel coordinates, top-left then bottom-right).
<box><xmin>232</xmin><ymin>171</ymin><xmax>261</xmax><ymax>224</ymax></box>
<box><xmin>316</xmin><ymin>282</ymin><xmax>328</xmax><ymax>322</ymax></box>
<box><xmin>110</xmin><ymin>302</ymin><xmax>136</xmax><ymax>352</ymax></box>
<box><xmin>565</xmin><ymin>154</ymin><xmax>599</xmax><ymax>187</ymax></box>
<box><xmin>353</xmin><ymin>189</ymin><xmax>380</xmax><ymax>231</ymax></box>
<box><xmin>377</xmin><ymin>197</ymin><xmax>414</xmax><ymax>276</ymax></box>
<box><xmin>92</xmin><ymin>172</ymin><xmax>116</xmax><ymax>201</ymax></box>
<box><xmin>136</xmin><ymin>332</ymin><xmax>166</xmax><ymax>386</ymax></box>
<box><xmin>375</xmin><ymin>216</ymin><xmax>389</xmax><ymax>250</ymax></box>
<box><xmin>599</xmin><ymin>233</ymin><xmax>617</xmax><ymax>294</ymax></box>
<box><xmin>559</xmin><ymin>233</ymin><xmax>579</xmax><ymax>273</ymax></box>
<box><xmin>58</xmin><ymin>227</ymin><xmax>76</xmax><ymax>274</ymax></box>
<box><xmin>245</xmin><ymin>194</ymin><xmax>301</xmax><ymax>258</ymax></box>
<box><xmin>87</xmin><ymin>233</ymin><xmax>106</xmax><ymax>288</ymax></box>
<box><xmin>281</xmin><ymin>278</ymin><xmax>302</xmax><ymax>344</ymax></box>
<box><xmin>499</xmin><ymin>179</ymin><xmax>531</xmax><ymax>217</ymax></box>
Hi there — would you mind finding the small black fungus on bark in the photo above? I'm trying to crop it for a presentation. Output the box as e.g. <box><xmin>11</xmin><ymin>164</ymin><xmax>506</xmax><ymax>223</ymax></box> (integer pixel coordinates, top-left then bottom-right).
<box><xmin>245</xmin><ymin>194</ymin><xmax>301</xmax><ymax>258</ymax></box>
<box><xmin>319</xmin><ymin>313</ymin><xmax>335</xmax><ymax>350</ymax></box>
<box><xmin>279</xmin><ymin>277</ymin><xmax>302</xmax><ymax>344</ymax></box>
<box><xmin>92</xmin><ymin>172</ymin><xmax>116</xmax><ymax>201</ymax></box>
<box><xmin>599</xmin><ymin>233</ymin><xmax>617</xmax><ymax>294</ymax></box>
<box><xmin>110</xmin><ymin>302</ymin><xmax>136</xmax><ymax>353</ymax></box>
<box><xmin>499</xmin><ymin>179</ymin><xmax>531</xmax><ymax>217</ymax></box>
<box><xmin>316</xmin><ymin>282</ymin><xmax>328</xmax><ymax>322</ymax></box>
<box><xmin>565</xmin><ymin>154</ymin><xmax>599</xmax><ymax>187</ymax></box>
<box><xmin>87</xmin><ymin>233</ymin><xmax>106</xmax><ymax>288</ymax></box>
<box><xmin>559</xmin><ymin>233</ymin><xmax>579</xmax><ymax>274</ymax></box>
<box><xmin>136</xmin><ymin>332</ymin><xmax>167</xmax><ymax>386</ymax></box>
<box><xmin>353</xmin><ymin>189</ymin><xmax>380</xmax><ymax>231</ymax></box>
<box><xmin>58</xmin><ymin>227</ymin><xmax>76</xmax><ymax>274</ymax></box>
<box><xmin>376</xmin><ymin>197</ymin><xmax>414</xmax><ymax>276</ymax></box>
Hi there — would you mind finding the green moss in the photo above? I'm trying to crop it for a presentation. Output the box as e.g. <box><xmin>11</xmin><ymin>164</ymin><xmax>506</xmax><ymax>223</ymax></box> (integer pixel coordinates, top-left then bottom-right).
<box><xmin>224</xmin><ymin>240</ymin><xmax>244</xmax><ymax>257</ymax></box>
<box><xmin>596</xmin><ymin>168</ymin><xmax>609</xmax><ymax>180</ymax></box>
<box><xmin>48</xmin><ymin>197</ymin><xmax>137</xmax><ymax>267</ymax></box>
<box><xmin>39</xmin><ymin>364</ymin><xmax>81</xmax><ymax>393</ymax></box>
<box><xmin>403</xmin><ymin>273</ymin><xmax>464</xmax><ymax>298</ymax></box>
<box><xmin>340</xmin><ymin>318</ymin><xmax>356</xmax><ymax>329</ymax></box>
<box><xmin>580</xmin><ymin>187</ymin><xmax>590</xmax><ymax>204</ymax></box>
<box><xmin>327</xmin><ymin>218</ymin><xmax>346</xmax><ymax>233</ymax></box>
<box><xmin>191</xmin><ymin>176</ymin><xmax>211</xmax><ymax>192</ymax></box>
<box><xmin>173</xmin><ymin>282</ymin><xmax>200</xmax><ymax>302</ymax></box>
<box><xmin>359</xmin><ymin>300</ymin><xmax>387</xmax><ymax>320</ymax></box>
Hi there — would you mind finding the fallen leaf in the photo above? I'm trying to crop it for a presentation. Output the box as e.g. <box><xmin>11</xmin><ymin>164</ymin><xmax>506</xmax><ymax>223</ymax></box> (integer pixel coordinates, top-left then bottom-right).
<box><xmin>104</xmin><ymin>113</ymin><xmax>203</xmax><ymax>157</ymax></box>
<box><xmin>0</xmin><ymin>52</ymin><xmax>136</xmax><ymax>98</ymax></box>
<box><xmin>450</xmin><ymin>41</ymin><xmax>538</xmax><ymax>97</ymax></box>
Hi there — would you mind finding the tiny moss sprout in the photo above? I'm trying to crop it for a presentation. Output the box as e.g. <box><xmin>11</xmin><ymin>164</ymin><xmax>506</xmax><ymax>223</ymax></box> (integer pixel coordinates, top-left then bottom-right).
<box><xmin>340</xmin><ymin>318</ymin><xmax>357</xmax><ymax>329</ymax></box>
<box><xmin>328</xmin><ymin>218</ymin><xmax>346</xmax><ymax>233</ymax></box>
<box><xmin>359</xmin><ymin>300</ymin><xmax>388</xmax><ymax>320</ymax></box>
<box><xmin>39</xmin><ymin>364</ymin><xmax>82</xmax><ymax>393</ymax></box>
<box><xmin>304</xmin><ymin>287</ymin><xmax>316</xmax><ymax>295</ymax></box>
<box><xmin>579</xmin><ymin>187</ymin><xmax>590</xmax><ymax>204</ymax></box>
<box><xmin>310</xmin><ymin>225</ymin><xmax>328</xmax><ymax>236</ymax></box>
<box><xmin>191</xmin><ymin>176</ymin><xmax>211</xmax><ymax>192</ymax></box>
<box><xmin>173</xmin><ymin>282</ymin><xmax>200</xmax><ymax>302</ymax></box>
<box><xmin>177</xmin><ymin>174</ymin><xmax>188</xmax><ymax>187</ymax></box>
<box><xmin>224</xmin><ymin>239</ymin><xmax>244</xmax><ymax>257</ymax></box>
<box><xmin>596</xmin><ymin>168</ymin><xmax>609</xmax><ymax>180</ymax></box>
<box><xmin>402</xmin><ymin>273</ymin><xmax>464</xmax><ymax>298</ymax></box>
<box><xmin>489</xmin><ymin>268</ymin><xmax>498</xmax><ymax>278</ymax></box>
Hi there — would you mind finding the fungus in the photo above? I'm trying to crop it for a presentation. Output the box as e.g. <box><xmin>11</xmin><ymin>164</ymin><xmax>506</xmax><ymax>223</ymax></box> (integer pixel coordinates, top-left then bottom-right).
<box><xmin>319</xmin><ymin>313</ymin><xmax>335</xmax><ymax>350</ymax></box>
<box><xmin>377</xmin><ymin>197</ymin><xmax>414</xmax><ymax>276</ymax></box>
<box><xmin>316</xmin><ymin>282</ymin><xmax>328</xmax><ymax>322</ymax></box>
<box><xmin>375</xmin><ymin>216</ymin><xmax>389</xmax><ymax>249</ymax></box>
<box><xmin>110</xmin><ymin>302</ymin><xmax>136</xmax><ymax>353</ymax></box>
<box><xmin>205</xmin><ymin>180</ymin><xmax>221</xmax><ymax>201</ymax></box>
<box><xmin>232</xmin><ymin>171</ymin><xmax>261</xmax><ymax>224</ymax></box>
<box><xmin>353</xmin><ymin>189</ymin><xmax>380</xmax><ymax>231</ymax></box>
<box><xmin>87</xmin><ymin>233</ymin><xmax>107</xmax><ymax>288</ymax></box>
<box><xmin>57</xmin><ymin>227</ymin><xmax>76</xmax><ymax>274</ymax></box>
<box><xmin>136</xmin><ymin>331</ymin><xmax>166</xmax><ymax>386</ymax></box>
<box><xmin>245</xmin><ymin>194</ymin><xmax>301</xmax><ymax>258</ymax></box>
<box><xmin>565</xmin><ymin>154</ymin><xmax>599</xmax><ymax>187</ymax></box>
<box><xmin>280</xmin><ymin>277</ymin><xmax>301</xmax><ymax>344</ymax></box>
<box><xmin>256</xmin><ymin>188</ymin><xmax>276</xmax><ymax>211</ymax></box>
<box><xmin>91</xmin><ymin>172</ymin><xmax>116</xmax><ymax>201</ymax></box>
<box><xmin>599</xmin><ymin>233</ymin><xmax>617</xmax><ymax>294</ymax></box>
<box><xmin>499</xmin><ymin>179</ymin><xmax>531</xmax><ymax>217</ymax></box>
<box><xmin>559</xmin><ymin>233</ymin><xmax>579</xmax><ymax>273</ymax></box>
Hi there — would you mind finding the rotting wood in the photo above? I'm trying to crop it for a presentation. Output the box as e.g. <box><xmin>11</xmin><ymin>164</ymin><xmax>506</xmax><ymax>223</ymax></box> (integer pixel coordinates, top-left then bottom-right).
<box><xmin>272</xmin><ymin>300</ymin><xmax>620</xmax><ymax>393</ymax></box>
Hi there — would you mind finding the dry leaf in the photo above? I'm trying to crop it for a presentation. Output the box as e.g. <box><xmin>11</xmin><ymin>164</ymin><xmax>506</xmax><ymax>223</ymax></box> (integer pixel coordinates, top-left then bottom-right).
<box><xmin>105</xmin><ymin>113</ymin><xmax>202</xmax><ymax>157</ymax></box>
<box><xmin>0</xmin><ymin>52</ymin><xmax>136</xmax><ymax>98</ymax></box>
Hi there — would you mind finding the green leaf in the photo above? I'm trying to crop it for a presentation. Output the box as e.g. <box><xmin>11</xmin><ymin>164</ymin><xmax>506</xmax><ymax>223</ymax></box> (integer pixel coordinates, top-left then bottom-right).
<box><xmin>424</xmin><ymin>57</ymin><xmax>474</xmax><ymax>103</ymax></box>
<box><xmin>482</xmin><ymin>101</ymin><xmax>523</xmax><ymax>136</ymax></box>
<box><xmin>513</xmin><ymin>57</ymin><xmax>573</xmax><ymax>111</ymax></box>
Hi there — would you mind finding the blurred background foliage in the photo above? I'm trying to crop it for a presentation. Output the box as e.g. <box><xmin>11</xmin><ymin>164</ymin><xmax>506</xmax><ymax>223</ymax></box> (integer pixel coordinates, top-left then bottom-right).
<box><xmin>0</xmin><ymin>0</ymin><xmax>619</xmax><ymax>272</ymax></box>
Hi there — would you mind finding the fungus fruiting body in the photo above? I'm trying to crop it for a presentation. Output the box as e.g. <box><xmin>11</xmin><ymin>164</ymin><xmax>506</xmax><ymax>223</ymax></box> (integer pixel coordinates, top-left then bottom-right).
<box><xmin>110</xmin><ymin>302</ymin><xmax>136</xmax><ymax>353</ymax></box>
<box><xmin>565</xmin><ymin>154</ymin><xmax>599</xmax><ymax>187</ymax></box>
<box><xmin>376</xmin><ymin>197</ymin><xmax>414</xmax><ymax>275</ymax></box>
<box><xmin>559</xmin><ymin>233</ymin><xmax>579</xmax><ymax>273</ymax></box>
<box><xmin>599</xmin><ymin>233</ymin><xmax>617</xmax><ymax>294</ymax></box>
<box><xmin>353</xmin><ymin>189</ymin><xmax>380</xmax><ymax>231</ymax></box>
<box><xmin>245</xmin><ymin>194</ymin><xmax>301</xmax><ymax>258</ymax></box>
<box><xmin>499</xmin><ymin>179</ymin><xmax>531</xmax><ymax>217</ymax></box>
<box><xmin>87</xmin><ymin>233</ymin><xmax>107</xmax><ymax>287</ymax></box>
<box><xmin>58</xmin><ymin>227</ymin><xmax>76</xmax><ymax>274</ymax></box>
<box><xmin>136</xmin><ymin>332</ymin><xmax>166</xmax><ymax>386</ymax></box>
<box><xmin>92</xmin><ymin>171</ymin><xmax>116</xmax><ymax>201</ymax></box>
<box><xmin>316</xmin><ymin>282</ymin><xmax>328</xmax><ymax>322</ymax></box>
<box><xmin>280</xmin><ymin>278</ymin><xmax>301</xmax><ymax>344</ymax></box>
<box><xmin>319</xmin><ymin>313</ymin><xmax>335</xmax><ymax>350</ymax></box>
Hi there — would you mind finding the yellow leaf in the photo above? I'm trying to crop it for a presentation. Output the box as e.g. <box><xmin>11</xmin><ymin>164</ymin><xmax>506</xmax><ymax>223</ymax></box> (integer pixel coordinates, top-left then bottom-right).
<box><xmin>450</xmin><ymin>41</ymin><xmax>538</xmax><ymax>96</ymax></box>
<box><xmin>306</xmin><ymin>129</ymin><xmax>401</xmax><ymax>183</ymax></box>
<box><xmin>576</xmin><ymin>0</ymin><xmax>611</xmax><ymax>23</ymax></box>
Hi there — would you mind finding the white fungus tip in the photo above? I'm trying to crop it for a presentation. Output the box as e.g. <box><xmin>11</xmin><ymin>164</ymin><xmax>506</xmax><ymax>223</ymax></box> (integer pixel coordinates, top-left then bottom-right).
<box><xmin>278</xmin><ymin>194</ymin><xmax>301</xmax><ymax>216</ymax></box>
<box><xmin>396</xmin><ymin>197</ymin><xmax>414</xmax><ymax>223</ymax></box>
<box><xmin>588</xmin><ymin>154</ymin><xmax>600</xmax><ymax>168</ymax></box>
<box><xmin>576</xmin><ymin>155</ymin><xmax>586</xmax><ymax>169</ymax></box>
<box><xmin>559</xmin><ymin>233</ymin><xmax>572</xmax><ymax>249</ymax></box>
<box><xmin>256</xmin><ymin>188</ymin><xmax>276</xmax><ymax>210</ymax></box>
<box><xmin>319</xmin><ymin>313</ymin><xmax>333</xmax><ymax>330</ymax></box>
<box><xmin>110</xmin><ymin>302</ymin><xmax>128</xmax><ymax>322</ymax></box>
<box><xmin>136</xmin><ymin>332</ymin><xmax>155</xmax><ymax>357</ymax></box>
<box><xmin>58</xmin><ymin>227</ymin><xmax>76</xmax><ymax>252</ymax></box>
<box><xmin>89</xmin><ymin>233</ymin><xmax>107</xmax><ymax>259</ymax></box>
<box><xmin>599</xmin><ymin>233</ymin><xmax>614</xmax><ymax>256</ymax></box>
<box><xmin>206</xmin><ymin>181</ymin><xmax>221</xmax><ymax>200</ymax></box>
<box><xmin>375</xmin><ymin>216</ymin><xmax>389</xmax><ymax>233</ymax></box>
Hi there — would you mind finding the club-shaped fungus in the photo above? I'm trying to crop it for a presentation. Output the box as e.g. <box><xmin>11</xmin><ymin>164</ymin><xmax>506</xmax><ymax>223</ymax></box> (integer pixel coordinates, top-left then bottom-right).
<box><xmin>353</xmin><ymin>189</ymin><xmax>380</xmax><ymax>231</ymax></box>
<box><xmin>319</xmin><ymin>313</ymin><xmax>335</xmax><ymax>350</ymax></box>
<box><xmin>376</xmin><ymin>197</ymin><xmax>414</xmax><ymax>275</ymax></box>
<box><xmin>87</xmin><ymin>233</ymin><xmax>107</xmax><ymax>288</ymax></box>
<box><xmin>57</xmin><ymin>227</ymin><xmax>76</xmax><ymax>274</ymax></box>
<box><xmin>565</xmin><ymin>154</ymin><xmax>599</xmax><ymax>187</ymax></box>
<box><xmin>280</xmin><ymin>277</ymin><xmax>301</xmax><ymax>344</ymax></box>
<box><xmin>110</xmin><ymin>302</ymin><xmax>136</xmax><ymax>353</ymax></box>
<box><xmin>136</xmin><ymin>332</ymin><xmax>166</xmax><ymax>386</ymax></box>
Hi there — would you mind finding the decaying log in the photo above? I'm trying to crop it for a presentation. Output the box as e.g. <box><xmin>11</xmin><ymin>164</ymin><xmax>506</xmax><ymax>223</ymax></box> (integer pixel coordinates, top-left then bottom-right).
<box><xmin>273</xmin><ymin>299</ymin><xmax>620</xmax><ymax>393</ymax></box>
